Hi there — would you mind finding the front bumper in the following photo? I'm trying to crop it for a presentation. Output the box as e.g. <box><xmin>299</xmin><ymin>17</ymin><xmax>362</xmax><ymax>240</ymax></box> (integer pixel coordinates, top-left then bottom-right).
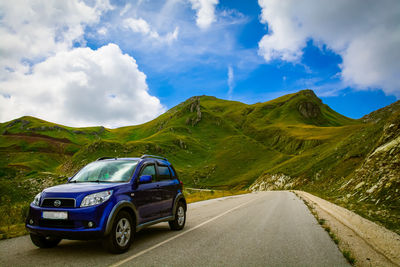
<box><xmin>26</xmin><ymin>201</ymin><xmax>114</xmax><ymax>240</ymax></box>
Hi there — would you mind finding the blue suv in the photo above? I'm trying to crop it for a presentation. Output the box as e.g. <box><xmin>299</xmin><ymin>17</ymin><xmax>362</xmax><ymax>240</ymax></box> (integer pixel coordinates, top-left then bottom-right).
<box><xmin>26</xmin><ymin>155</ymin><xmax>187</xmax><ymax>253</ymax></box>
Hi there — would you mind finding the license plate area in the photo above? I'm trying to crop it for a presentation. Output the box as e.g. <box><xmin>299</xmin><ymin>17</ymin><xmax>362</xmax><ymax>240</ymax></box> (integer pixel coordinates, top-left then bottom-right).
<box><xmin>42</xmin><ymin>211</ymin><xmax>68</xmax><ymax>220</ymax></box>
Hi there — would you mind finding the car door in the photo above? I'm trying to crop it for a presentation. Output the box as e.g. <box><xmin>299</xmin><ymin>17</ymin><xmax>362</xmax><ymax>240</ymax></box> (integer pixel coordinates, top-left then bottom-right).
<box><xmin>135</xmin><ymin>163</ymin><xmax>163</xmax><ymax>223</ymax></box>
<box><xmin>156</xmin><ymin>163</ymin><xmax>177</xmax><ymax>217</ymax></box>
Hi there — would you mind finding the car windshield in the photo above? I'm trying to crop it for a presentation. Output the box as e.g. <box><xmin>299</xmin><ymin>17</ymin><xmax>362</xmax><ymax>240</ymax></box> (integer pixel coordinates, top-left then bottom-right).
<box><xmin>70</xmin><ymin>160</ymin><xmax>138</xmax><ymax>183</ymax></box>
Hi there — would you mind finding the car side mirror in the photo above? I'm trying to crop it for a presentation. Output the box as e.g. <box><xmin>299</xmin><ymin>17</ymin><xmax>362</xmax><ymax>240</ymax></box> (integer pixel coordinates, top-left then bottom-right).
<box><xmin>139</xmin><ymin>175</ymin><xmax>152</xmax><ymax>184</ymax></box>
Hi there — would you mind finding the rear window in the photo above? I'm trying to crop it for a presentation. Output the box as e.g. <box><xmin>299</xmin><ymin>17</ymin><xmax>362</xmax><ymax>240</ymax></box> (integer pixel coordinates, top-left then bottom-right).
<box><xmin>157</xmin><ymin>165</ymin><xmax>171</xmax><ymax>180</ymax></box>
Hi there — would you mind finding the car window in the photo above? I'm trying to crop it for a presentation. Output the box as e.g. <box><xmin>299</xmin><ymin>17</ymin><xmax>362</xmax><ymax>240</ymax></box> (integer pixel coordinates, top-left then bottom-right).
<box><xmin>70</xmin><ymin>160</ymin><xmax>138</xmax><ymax>183</ymax></box>
<box><xmin>157</xmin><ymin>165</ymin><xmax>171</xmax><ymax>180</ymax></box>
<box><xmin>140</xmin><ymin>165</ymin><xmax>156</xmax><ymax>181</ymax></box>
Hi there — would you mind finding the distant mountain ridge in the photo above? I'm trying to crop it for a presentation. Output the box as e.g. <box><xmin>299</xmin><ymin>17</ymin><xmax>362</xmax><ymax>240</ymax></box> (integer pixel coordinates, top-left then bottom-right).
<box><xmin>0</xmin><ymin>89</ymin><xmax>399</xmax><ymax>233</ymax></box>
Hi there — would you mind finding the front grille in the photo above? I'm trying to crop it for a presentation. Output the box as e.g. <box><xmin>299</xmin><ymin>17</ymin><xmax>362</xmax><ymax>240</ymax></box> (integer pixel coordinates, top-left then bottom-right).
<box><xmin>41</xmin><ymin>198</ymin><xmax>75</xmax><ymax>208</ymax></box>
<box><xmin>39</xmin><ymin>219</ymin><xmax>76</xmax><ymax>228</ymax></box>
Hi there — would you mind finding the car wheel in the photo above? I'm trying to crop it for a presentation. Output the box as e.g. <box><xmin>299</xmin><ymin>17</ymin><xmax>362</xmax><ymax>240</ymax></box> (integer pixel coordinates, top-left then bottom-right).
<box><xmin>103</xmin><ymin>211</ymin><xmax>133</xmax><ymax>254</ymax></box>
<box><xmin>30</xmin><ymin>233</ymin><xmax>61</xmax><ymax>248</ymax></box>
<box><xmin>169</xmin><ymin>201</ymin><xmax>186</xmax><ymax>230</ymax></box>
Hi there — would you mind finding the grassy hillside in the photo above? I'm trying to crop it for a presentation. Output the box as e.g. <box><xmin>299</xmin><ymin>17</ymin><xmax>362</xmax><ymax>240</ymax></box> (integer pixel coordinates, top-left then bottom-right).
<box><xmin>0</xmin><ymin>89</ymin><xmax>399</xmax><ymax>237</ymax></box>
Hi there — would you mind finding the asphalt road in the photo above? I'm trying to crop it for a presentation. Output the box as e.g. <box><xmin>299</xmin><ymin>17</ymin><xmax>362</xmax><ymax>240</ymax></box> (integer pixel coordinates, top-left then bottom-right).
<box><xmin>0</xmin><ymin>191</ymin><xmax>349</xmax><ymax>266</ymax></box>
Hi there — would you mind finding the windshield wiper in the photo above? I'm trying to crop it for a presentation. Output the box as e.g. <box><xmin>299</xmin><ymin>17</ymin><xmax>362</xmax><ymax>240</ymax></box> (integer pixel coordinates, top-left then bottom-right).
<box><xmin>88</xmin><ymin>179</ymin><xmax>113</xmax><ymax>183</ymax></box>
<box><xmin>70</xmin><ymin>179</ymin><xmax>115</xmax><ymax>183</ymax></box>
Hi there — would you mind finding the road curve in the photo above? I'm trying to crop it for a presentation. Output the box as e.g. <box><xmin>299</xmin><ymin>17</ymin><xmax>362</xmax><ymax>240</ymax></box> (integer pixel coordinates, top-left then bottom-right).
<box><xmin>0</xmin><ymin>191</ymin><xmax>349</xmax><ymax>266</ymax></box>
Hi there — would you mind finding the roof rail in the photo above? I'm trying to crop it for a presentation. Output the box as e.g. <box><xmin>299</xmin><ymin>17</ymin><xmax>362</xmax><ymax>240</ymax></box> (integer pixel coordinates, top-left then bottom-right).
<box><xmin>140</xmin><ymin>154</ymin><xmax>168</xmax><ymax>161</ymax></box>
<box><xmin>96</xmin><ymin>157</ymin><xmax>117</xmax><ymax>161</ymax></box>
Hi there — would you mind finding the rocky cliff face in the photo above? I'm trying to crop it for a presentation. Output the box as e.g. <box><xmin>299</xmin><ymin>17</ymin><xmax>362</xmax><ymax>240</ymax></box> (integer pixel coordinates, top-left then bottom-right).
<box><xmin>343</xmin><ymin>107</ymin><xmax>400</xmax><ymax>206</ymax></box>
<box><xmin>185</xmin><ymin>96</ymin><xmax>202</xmax><ymax>126</ymax></box>
<box><xmin>249</xmin><ymin>173</ymin><xmax>297</xmax><ymax>191</ymax></box>
<box><xmin>341</xmin><ymin>107</ymin><xmax>400</xmax><ymax>233</ymax></box>
<box><xmin>298</xmin><ymin>101</ymin><xmax>321</xmax><ymax>119</ymax></box>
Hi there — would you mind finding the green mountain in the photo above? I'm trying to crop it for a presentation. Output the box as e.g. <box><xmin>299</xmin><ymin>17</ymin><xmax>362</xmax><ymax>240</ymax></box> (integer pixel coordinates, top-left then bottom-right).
<box><xmin>0</xmin><ymin>89</ymin><xmax>399</xmax><ymax>234</ymax></box>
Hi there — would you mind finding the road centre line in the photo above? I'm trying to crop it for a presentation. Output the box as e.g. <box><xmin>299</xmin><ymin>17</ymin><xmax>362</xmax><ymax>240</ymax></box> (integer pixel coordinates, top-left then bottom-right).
<box><xmin>109</xmin><ymin>196</ymin><xmax>257</xmax><ymax>267</ymax></box>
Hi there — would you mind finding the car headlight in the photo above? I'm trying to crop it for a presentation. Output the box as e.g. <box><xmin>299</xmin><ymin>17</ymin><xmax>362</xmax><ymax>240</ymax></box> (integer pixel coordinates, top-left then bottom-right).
<box><xmin>33</xmin><ymin>192</ymin><xmax>42</xmax><ymax>206</ymax></box>
<box><xmin>81</xmin><ymin>190</ymin><xmax>113</xmax><ymax>207</ymax></box>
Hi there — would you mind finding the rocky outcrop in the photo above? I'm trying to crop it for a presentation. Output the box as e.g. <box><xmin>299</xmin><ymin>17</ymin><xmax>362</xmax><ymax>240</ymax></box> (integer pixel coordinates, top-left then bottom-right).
<box><xmin>249</xmin><ymin>173</ymin><xmax>295</xmax><ymax>191</ymax></box>
<box><xmin>175</xmin><ymin>139</ymin><xmax>187</xmax><ymax>149</ymax></box>
<box><xmin>348</xmin><ymin>136</ymin><xmax>400</xmax><ymax>204</ymax></box>
<box><xmin>298</xmin><ymin>101</ymin><xmax>321</xmax><ymax>119</ymax></box>
<box><xmin>4</xmin><ymin>119</ymin><xmax>31</xmax><ymax>130</ymax></box>
<box><xmin>341</xmin><ymin>111</ymin><xmax>400</xmax><ymax>209</ymax></box>
<box><xmin>362</xmin><ymin>100</ymin><xmax>400</xmax><ymax>124</ymax></box>
<box><xmin>186</xmin><ymin>96</ymin><xmax>202</xmax><ymax>126</ymax></box>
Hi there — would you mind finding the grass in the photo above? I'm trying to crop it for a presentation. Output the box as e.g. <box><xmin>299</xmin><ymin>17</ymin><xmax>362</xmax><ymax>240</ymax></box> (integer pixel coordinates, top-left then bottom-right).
<box><xmin>184</xmin><ymin>189</ymin><xmax>249</xmax><ymax>204</ymax></box>
<box><xmin>0</xmin><ymin>224</ymin><xmax>27</xmax><ymax>240</ymax></box>
<box><xmin>343</xmin><ymin>250</ymin><xmax>356</xmax><ymax>265</ymax></box>
<box><xmin>0</xmin><ymin>90</ymin><xmax>363</xmax><ymax>188</ymax></box>
<box><xmin>323</xmin><ymin>226</ymin><xmax>340</xmax><ymax>245</ymax></box>
<box><xmin>0</xmin><ymin>200</ymin><xmax>30</xmax><ymax>240</ymax></box>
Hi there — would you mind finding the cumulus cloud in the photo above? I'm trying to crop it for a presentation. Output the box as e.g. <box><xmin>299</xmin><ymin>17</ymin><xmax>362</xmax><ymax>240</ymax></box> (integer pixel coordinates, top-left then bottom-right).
<box><xmin>0</xmin><ymin>0</ymin><xmax>112</xmax><ymax>80</ymax></box>
<box><xmin>258</xmin><ymin>0</ymin><xmax>400</xmax><ymax>96</ymax></box>
<box><xmin>189</xmin><ymin>0</ymin><xmax>219</xmax><ymax>29</ymax></box>
<box><xmin>0</xmin><ymin>0</ymin><xmax>168</xmax><ymax>127</ymax></box>
<box><xmin>0</xmin><ymin>44</ymin><xmax>166</xmax><ymax>128</ymax></box>
<box><xmin>227</xmin><ymin>66</ymin><xmax>234</xmax><ymax>99</ymax></box>
<box><xmin>124</xmin><ymin>18</ymin><xmax>179</xmax><ymax>44</ymax></box>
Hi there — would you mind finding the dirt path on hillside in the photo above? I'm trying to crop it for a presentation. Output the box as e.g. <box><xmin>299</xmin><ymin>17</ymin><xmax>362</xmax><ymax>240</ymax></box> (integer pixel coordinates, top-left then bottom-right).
<box><xmin>294</xmin><ymin>190</ymin><xmax>400</xmax><ymax>267</ymax></box>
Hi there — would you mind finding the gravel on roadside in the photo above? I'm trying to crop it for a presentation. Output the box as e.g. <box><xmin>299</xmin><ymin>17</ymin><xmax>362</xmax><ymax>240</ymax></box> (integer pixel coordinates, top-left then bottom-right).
<box><xmin>294</xmin><ymin>190</ymin><xmax>400</xmax><ymax>267</ymax></box>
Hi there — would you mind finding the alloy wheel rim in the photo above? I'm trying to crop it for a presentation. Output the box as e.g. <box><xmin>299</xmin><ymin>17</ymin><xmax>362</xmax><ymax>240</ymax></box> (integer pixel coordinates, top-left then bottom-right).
<box><xmin>115</xmin><ymin>218</ymin><xmax>131</xmax><ymax>247</ymax></box>
<box><xmin>177</xmin><ymin>206</ymin><xmax>185</xmax><ymax>226</ymax></box>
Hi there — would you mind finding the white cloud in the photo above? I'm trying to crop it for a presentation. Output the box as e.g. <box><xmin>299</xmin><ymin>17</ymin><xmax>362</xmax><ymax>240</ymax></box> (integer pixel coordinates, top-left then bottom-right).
<box><xmin>227</xmin><ymin>66</ymin><xmax>234</xmax><ymax>99</ymax></box>
<box><xmin>120</xmin><ymin>3</ymin><xmax>132</xmax><ymax>16</ymax></box>
<box><xmin>125</xmin><ymin>18</ymin><xmax>152</xmax><ymax>35</ymax></box>
<box><xmin>0</xmin><ymin>0</ymin><xmax>112</xmax><ymax>80</ymax></box>
<box><xmin>189</xmin><ymin>0</ymin><xmax>219</xmax><ymax>29</ymax></box>
<box><xmin>124</xmin><ymin>18</ymin><xmax>179</xmax><ymax>44</ymax></box>
<box><xmin>97</xmin><ymin>27</ymin><xmax>108</xmax><ymax>35</ymax></box>
<box><xmin>0</xmin><ymin>1</ymin><xmax>168</xmax><ymax>127</ymax></box>
<box><xmin>165</xmin><ymin>27</ymin><xmax>180</xmax><ymax>43</ymax></box>
<box><xmin>0</xmin><ymin>44</ymin><xmax>166</xmax><ymax>128</ymax></box>
<box><xmin>258</xmin><ymin>0</ymin><xmax>400</xmax><ymax>97</ymax></box>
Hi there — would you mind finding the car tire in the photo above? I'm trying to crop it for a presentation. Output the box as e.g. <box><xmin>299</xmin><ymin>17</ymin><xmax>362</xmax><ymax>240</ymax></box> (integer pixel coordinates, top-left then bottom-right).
<box><xmin>30</xmin><ymin>233</ymin><xmax>61</xmax><ymax>248</ymax></box>
<box><xmin>103</xmin><ymin>211</ymin><xmax>133</xmax><ymax>254</ymax></box>
<box><xmin>169</xmin><ymin>201</ymin><xmax>186</xmax><ymax>230</ymax></box>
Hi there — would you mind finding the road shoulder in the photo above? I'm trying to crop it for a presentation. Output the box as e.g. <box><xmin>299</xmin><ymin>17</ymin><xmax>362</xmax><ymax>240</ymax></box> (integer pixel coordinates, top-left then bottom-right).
<box><xmin>294</xmin><ymin>190</ymin><xmax>400</xmax><ymax>267</ymax></box>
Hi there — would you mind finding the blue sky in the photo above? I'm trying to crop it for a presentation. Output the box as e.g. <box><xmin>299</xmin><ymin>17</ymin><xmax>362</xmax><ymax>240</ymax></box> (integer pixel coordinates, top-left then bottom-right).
<box><xmin>0</xmin><ymin>0</ymin><xmax>399</xmax><ymax>127</ymax></box>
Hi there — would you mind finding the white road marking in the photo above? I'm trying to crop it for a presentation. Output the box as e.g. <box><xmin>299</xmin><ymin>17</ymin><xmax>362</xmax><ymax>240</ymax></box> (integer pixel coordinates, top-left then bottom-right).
<box><xmin>109</xmin><ymin>197</ymin><xmax>257</xmax><ymax>267</ymax></box>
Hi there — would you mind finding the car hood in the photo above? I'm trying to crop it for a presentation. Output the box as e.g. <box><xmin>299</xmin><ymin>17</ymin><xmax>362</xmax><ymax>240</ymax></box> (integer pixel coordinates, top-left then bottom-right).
<box><xmin>43</xmin><ymin>182</ymin><xmax>123</xmax><ymax>194</ymax></box>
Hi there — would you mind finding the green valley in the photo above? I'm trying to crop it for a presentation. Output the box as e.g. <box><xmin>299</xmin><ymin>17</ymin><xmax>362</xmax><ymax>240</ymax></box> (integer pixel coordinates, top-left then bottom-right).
<box><xmin>0</xmin><ymin>89</ymin><xmax>399</xmax><ymax>238</ymax></box>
